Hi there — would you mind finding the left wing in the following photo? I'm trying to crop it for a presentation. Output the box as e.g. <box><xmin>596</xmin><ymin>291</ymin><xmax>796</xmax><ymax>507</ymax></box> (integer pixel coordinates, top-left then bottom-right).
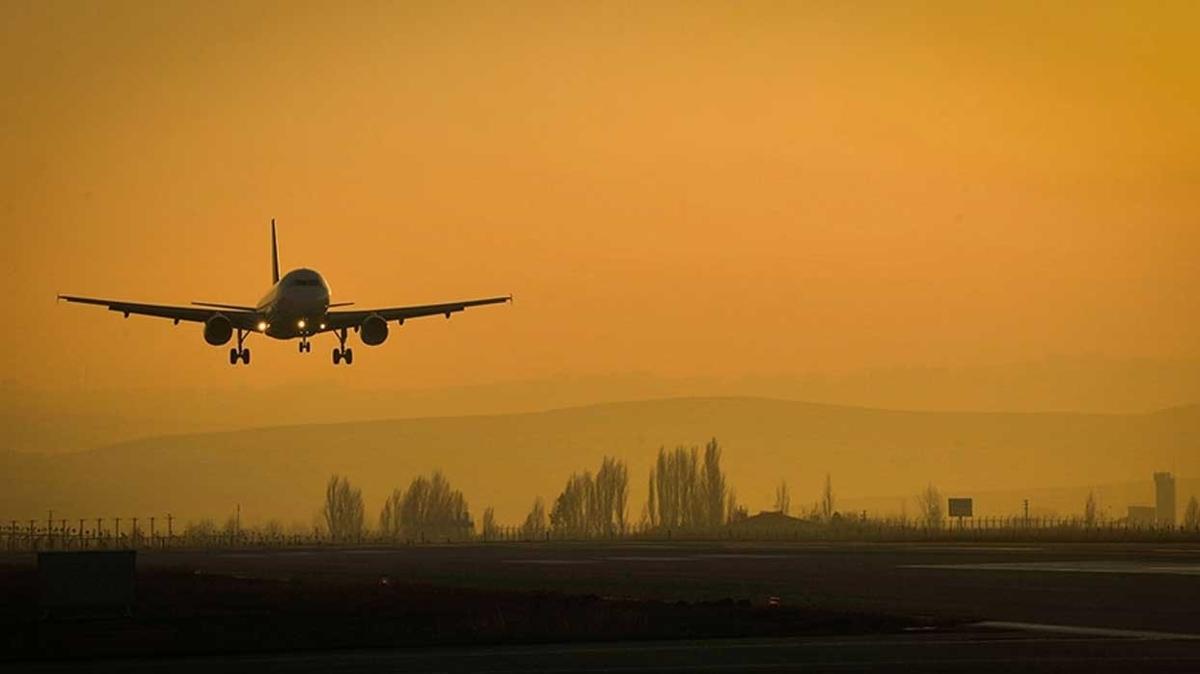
<box><xmin>323</xmin><ymin>295</ymin><xmax>511</xmax><ymax>331</ymax></box>
<box><xmin>58</xmin><ymin>294</ymin><xmax>259</xmax><ymax>329</ymax></box>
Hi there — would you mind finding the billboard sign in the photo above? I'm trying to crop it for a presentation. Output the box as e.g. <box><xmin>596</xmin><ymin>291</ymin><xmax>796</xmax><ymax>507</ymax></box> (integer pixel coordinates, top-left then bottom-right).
<box><xmin>948</xmin><ymin>498</ymin><xmax>973</xmax><ymax>518</ymax></box>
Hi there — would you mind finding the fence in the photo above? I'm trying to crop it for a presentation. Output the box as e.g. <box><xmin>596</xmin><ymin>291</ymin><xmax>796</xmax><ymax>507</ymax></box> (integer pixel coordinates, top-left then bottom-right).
<box><xmin>3</xmin><ymin>514</ymin><xmax>1199</xmax><ymax>552</ymax></box>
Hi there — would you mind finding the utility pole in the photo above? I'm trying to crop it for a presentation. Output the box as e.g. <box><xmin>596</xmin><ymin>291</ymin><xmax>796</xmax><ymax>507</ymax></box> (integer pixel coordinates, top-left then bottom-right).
<box><xmin>150</xmin><ymin>517</ymin><xmax>156</xmax><ymax>547</ymax></box>
<box><xmin>167</xmin><ymin>513</ymin><xmax>174</xmax><ymax>544</ymax></box>
<box><xmin>1023</xmin><ymin>499</ymin><xmax>1030</xmax><ymax>527</ymax></box>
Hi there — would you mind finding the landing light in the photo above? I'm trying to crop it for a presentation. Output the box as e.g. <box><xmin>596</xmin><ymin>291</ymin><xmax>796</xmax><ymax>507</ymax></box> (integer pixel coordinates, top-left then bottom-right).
<box><xmin>297</xmin><ymin>319</ymin><xmax>306</xmax><ymax>329</ymax></box>
<box><xmin>257</xmin><ymin>321</ymin><xmax>268</xmax><ymax>331</ymax></box>
<box><xmin>319</xmin><ymin>322</ymin><xmax>326</xmax><ymax>330</ymax></box>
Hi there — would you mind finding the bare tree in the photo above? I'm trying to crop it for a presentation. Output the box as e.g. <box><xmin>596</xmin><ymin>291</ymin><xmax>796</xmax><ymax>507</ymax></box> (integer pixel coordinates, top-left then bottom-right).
<box><xmin>821</xmin><ymin>474</ymin><xmax>835</xmax><ymax>521</ymax></box>
<box><xmin>322</xmin><ymin>474</ymin><xmax>365</xmax><ymax>541</ymax></box>
<box><xmin>260</xmin><ymin>519</ymin><xmax>285</xmax><ymax>539</ymax></box>
<box><xmin>701</xmin><ymin>438</ymin><xmax>728</xmax><ymax>527</ymax></box>
<box><xmin>183</xmin><ymin>518</ymin><xmax>216</xmax><ymax>544</ymax></box>
<box><xmin>648</xmin><ymin>441</ymin><xmax>730</xmax><ymax>531</ymax></box>
<box><xmin>521</xmin><ymin>497</ymin><xmax>547</xmax><ymax>540</ymax></box>
<box><xmin>544</xmin><ymin>458</ymin><xmax>629</xmax><ymax>538</ymax></box>
<box><xmin>726</xmin><ymin>488</ymin><xmax>747</xmax><ymax>523</ymax></box>
<box><xmin>1084</xmin><ymin>490</ymin><xmax>1098</xmax><ymax>527</ymax></box>
<box><xmin>1185</xmin><ymin>496</ymin><xmax>1200</xmax><ymax>530</ymax></box>
<box><xmin>594</xmin><ymin>456</ymin><xmax>630</xmax><ymax>536</ymax></box>
<box><xmin>379</xmin><ymin>488</ymin><xmax>403</xmax><ymax>537</ymax></box>
<box><xmin>915</xmin><ymin>483</ymin><xmax>944</xmax><ymax>529</ymax></box>
<box><xmin>481</xmin><ymin>507</ymin><xmax>498</xmax><ymax>541</ymax></box>
<box><xmin>774</xmin><ymin>480</ymin><xmax>791</xmax><ymax>515</ymax></box>
<box><xmin>550</xmin><ymin>471</ymin><xmax>594</xmax><ymax>537</ymax></box>
<box><xmin>387</xmin><ymin>471</ymin><xmax>472</xmax><ymax>541</ymax></box>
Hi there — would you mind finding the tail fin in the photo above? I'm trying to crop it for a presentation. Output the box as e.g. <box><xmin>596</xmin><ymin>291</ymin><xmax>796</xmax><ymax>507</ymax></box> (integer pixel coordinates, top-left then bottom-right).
<box><xmin>271</xmin><ymin>218</ymin><xmax>280</xmax><ymax>285</ymax></box>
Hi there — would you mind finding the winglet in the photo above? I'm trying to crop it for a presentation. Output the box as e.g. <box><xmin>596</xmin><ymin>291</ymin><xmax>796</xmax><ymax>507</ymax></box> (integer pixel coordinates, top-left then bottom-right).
<box><xmin>271</xmin><ymin>218</ymin><xmax>280</xmax><ymax>285</ymax></box>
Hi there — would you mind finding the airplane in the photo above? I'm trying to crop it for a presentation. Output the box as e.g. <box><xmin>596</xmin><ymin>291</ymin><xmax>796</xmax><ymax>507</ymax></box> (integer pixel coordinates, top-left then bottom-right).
<box><xmin>58</xmin><ymin>220</ymin><xmax>511</xmax><ymax>365</ymax></box>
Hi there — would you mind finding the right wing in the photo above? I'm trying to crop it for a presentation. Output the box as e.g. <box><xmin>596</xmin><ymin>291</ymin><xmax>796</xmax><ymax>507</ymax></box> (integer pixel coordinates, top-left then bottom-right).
<box><xmin>58</xmin><ymin>294</ymin><xmax>259</xmax><ymax>329</ymax></box>
<box><xmin>324</xmin><ymin>295</ymin><xmax>511</xmax><ymax>330</ymax></box>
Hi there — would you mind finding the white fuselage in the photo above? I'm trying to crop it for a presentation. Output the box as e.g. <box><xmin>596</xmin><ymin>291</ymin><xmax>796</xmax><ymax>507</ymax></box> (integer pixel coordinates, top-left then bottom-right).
<box><xmin>255</xmin><ymin>268</ymin><xmax>331</xmax><ymax>339</ymax></box>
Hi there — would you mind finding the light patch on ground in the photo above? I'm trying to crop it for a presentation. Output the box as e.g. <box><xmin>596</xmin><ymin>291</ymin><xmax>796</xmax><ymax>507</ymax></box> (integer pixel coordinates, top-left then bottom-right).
<box><xmin>976</xmin><ymin>621</ymin><xmax>1200</xmax><ymax>640</ymax></box>
<box><xmin>606</xmin><ymin>556</ymin><xmax>696</xmax><ymax>562</ymax></box>
<box><xmin>502</xmin><ymin>559</ymin><xmax>598</xmax><ymax>565</ymax></box>
<box><xmin>696</xmin><ymin>554</ymin><xmax>793</xmax><ymax>559</ymax></box>
<box><xmin>905</xmin><ymin>561</ymin><xmax>1200</xmax><ymax>576</ymax></box>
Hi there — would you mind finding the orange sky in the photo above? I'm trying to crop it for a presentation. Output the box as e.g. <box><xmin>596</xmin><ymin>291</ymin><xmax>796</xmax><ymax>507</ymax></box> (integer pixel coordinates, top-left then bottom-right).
<box><xmin>2</xmin><ymin>1</ymin><xmax>1198</xmax><ymax>397</ymax></box>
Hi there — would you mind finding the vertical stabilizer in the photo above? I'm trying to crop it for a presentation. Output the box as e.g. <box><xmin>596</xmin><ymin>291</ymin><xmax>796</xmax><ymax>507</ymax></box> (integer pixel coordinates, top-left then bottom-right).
<box><xmin>271</xmin><ymin>218</ymin><xmax>280</xmax><ymax>285</ymax></box>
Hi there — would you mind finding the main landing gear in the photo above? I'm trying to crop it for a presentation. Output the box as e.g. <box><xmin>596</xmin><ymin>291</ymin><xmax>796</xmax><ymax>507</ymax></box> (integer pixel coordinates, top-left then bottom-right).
<box><xmin>332</xmin><ymin>328</ymin><xmax>353</xmax><ymax>366</ymax></box>
<box><xmin>298</xmin><ymin>338</ymin><xmax>312</xmax><ymax>353</ymax></box>
<box><xmin>228</xmin><ymin>329</ymin><xmax>250</xmax><ymax>365</ymax></box>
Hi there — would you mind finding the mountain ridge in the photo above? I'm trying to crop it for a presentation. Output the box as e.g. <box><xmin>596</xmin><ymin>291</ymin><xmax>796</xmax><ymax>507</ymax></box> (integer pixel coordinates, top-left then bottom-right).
<box><xmin>2</xmin><ymin>396</ymin><xmax>1195</xmax><ymax>525</ymax></box>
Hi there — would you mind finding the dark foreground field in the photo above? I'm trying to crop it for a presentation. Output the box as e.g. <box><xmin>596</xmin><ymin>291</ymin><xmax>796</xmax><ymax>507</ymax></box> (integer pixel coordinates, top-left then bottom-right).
<box><xmin>3</xmin><ymin>541</ymin><xmax>1199</xmax><ymax>672</ymax></box>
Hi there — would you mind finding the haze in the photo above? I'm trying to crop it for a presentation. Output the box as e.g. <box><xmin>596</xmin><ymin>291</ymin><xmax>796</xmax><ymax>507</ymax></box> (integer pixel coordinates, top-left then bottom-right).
<box><xmin>1</xmin><ymin>3</ymin><xmax>1197</xmax><ymax>492</ymax></box>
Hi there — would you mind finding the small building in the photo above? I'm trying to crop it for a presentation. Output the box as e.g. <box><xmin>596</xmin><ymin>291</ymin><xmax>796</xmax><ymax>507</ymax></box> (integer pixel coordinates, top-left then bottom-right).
<box><xmin>1127</xmin><ymin>505</ymin><xmax>1157</xmax><ymax>527</ymax></box>
<box><xmin>729</xmin><ymin>510</ymin><xmax>815</xmax><ymax>536</ymax></box>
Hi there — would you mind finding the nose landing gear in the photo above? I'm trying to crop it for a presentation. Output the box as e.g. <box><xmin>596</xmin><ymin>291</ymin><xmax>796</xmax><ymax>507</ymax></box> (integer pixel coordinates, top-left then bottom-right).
<box><xmin>298</xmin><ymin>338</ymin><xmax>311</xmax><ymax>353</ymax></box>
<box><xmin>228</xmin><ymin>329</ymin><xmax>251</xmax><ymax>365</ymax></box>
<box><xmin>332</xmin><ymin>328</ymin><xmax>353</xmax><ymax>365</ymax></box>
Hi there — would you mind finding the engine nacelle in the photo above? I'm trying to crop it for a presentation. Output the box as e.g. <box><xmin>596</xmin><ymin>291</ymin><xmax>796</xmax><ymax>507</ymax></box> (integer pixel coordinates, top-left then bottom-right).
<box><xmin>360</xmin><ymin>313</ymin><xmax>389</xmax><ymax>346</ymax></box>
<box><xmin>204</xmin><ymin>314</ymin><xmax>233</xmax><ymax>345</ymax></box>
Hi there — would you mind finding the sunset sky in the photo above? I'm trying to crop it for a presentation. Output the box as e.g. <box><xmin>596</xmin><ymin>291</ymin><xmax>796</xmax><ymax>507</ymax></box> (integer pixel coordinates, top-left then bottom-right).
<box><xmin>2</xmin><ymin>2</ymin><xmax>1197</xmax><ymax>401</ymax></box>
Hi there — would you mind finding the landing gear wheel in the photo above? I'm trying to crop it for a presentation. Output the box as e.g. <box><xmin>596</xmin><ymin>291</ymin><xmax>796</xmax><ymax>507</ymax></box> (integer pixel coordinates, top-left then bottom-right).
<box><xmin>332</xmin><ymin>348</ymin><xmax>342</xmax><ymax>365</ymax></box>
<box><xmin>229</xmin><ymin>329</ymin><xmax>251</xmax><ymax>365</ymax></box>
<box><xmin>344</xmin><ymin>348</ymin><xmax>353</xmax><ymax>365</ymax></box>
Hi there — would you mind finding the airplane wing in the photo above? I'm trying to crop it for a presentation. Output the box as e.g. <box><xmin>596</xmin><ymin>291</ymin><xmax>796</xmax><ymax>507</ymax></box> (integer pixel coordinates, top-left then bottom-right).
<box><xmin>58</xmin><ymin>294</ymin><xmax>259</xmax><ymax>329</ymax></box>
<box><xmin>324</xmin><ymin>295</ymin><xmax>511</xmax><ymax>330</ymax></box>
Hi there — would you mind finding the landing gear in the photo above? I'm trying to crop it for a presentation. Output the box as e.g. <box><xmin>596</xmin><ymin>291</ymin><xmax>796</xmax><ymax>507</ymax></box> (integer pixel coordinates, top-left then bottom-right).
<box><xmin>228</xmin><ymin>330</ymin><xmax>251</xmax><ymax>365</ymax></box>
<box><xmin>298</xmin><ymin>339</ymin><xmax>311</xmax><ymax>353</ymax></box>
<box><xmin>332</xmin><ymin>328</ymin><xmax>353</xmax><ymax>365</ymax></box>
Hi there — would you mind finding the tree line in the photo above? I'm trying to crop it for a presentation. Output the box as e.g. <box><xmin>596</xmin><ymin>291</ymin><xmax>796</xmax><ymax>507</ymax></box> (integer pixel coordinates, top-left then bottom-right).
<box><xmin>320</xmin><ymin>438</ymin><xmax>744</xmax><ymax>540</ymax></box>
<box><xmin>317</xmin><ymin>438</ymin><xmax>1200</xmax><ymax>540</ymax></box>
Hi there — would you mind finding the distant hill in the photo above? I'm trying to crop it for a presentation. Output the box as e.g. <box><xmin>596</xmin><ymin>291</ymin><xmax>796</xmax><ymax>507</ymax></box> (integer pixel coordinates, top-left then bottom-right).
<box><xmin>1</xmin><ymin>397</ymin><xmax>1196</xmax><ymax>526</ymax></box>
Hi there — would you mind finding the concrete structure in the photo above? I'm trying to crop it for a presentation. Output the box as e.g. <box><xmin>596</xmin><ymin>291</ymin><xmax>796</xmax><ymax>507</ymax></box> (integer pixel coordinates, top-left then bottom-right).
<box><xmin>1154</xmin><ymin>472</ymin><xmax>1176</xmax><ymax>527</ymax></box>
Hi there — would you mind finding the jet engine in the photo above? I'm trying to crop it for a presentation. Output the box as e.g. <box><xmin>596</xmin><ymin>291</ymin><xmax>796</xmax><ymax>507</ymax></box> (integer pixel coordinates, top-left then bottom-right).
<box><xmin>204</xmin><ymin>314</ymin><xmax>233</xmax><ymax>345</ymax></box>
<box><xmin>360</xmin><ymin>313</ymin><xmax>389</xmax><ymax>346</ymax></box>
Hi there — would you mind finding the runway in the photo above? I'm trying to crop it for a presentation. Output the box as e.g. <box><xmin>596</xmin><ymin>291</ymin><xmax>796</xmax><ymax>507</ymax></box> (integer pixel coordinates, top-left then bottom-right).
<box><xmin>4</xmin><ymin>540</ymin><xmax>1198</xmax><ymax>671</ymax></box>
<box><xmin>11</xmin><ymin>630</ymin><xmax>1200</xmax><ymax>673</ymax></box>
<box><xmin>136</xmin><ymin>540</ymin><xmax>1200</xmax><ymax>634</ymax></box>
